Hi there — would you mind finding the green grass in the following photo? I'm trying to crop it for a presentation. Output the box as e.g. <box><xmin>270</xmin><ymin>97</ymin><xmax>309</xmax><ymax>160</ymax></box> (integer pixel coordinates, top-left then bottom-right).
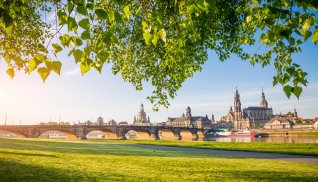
<box><xmin>0</xmin><ymin>138</ymin><xmax>317</xmax><ymax>181</ymax></box>
<box><xmin>99</xmin><ymin>139</ymin><xmax>318</xmax><ymax>156</ymax></box>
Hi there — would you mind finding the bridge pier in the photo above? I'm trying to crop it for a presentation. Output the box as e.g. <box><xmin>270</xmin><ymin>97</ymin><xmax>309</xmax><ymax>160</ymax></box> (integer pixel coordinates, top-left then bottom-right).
<box><xmin>78</xmin><ymin>136</ymin><xmax>87</xmax><ymax>140</ymax></box>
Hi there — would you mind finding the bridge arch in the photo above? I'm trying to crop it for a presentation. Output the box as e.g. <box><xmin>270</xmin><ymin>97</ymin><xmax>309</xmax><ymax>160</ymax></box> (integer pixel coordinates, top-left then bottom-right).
<box><xmin>180</xmin><ymin>130</ymin><xmax>196</xmax><ymax>141</ymax></box>
<box><xmin>159</xmin><ymin>129</ymin><xmax>179</xmax><ymax>140</ymax></box>
<box><xmin>125</xmin><ymin>130</ymin><xmax>152</xmax><ymax>140</ymax></box>
<box><xmin>196</xmin><ymin>130</ymin><xmax>205</xmax><ymax>141</ymax></box>
<box><xmin>86</xmin><ymin>130</ymin><xmax>118</xmax><ymax>139</ymax></box>
<box><xmin>0</xmin><ymin>130</ymin><xmax>26</xmax><ymax>138</ymax></box>
<box><xmin>39</xmin><ymin>130</ymin><xmax>77</xmax><ymax>140</ymax></box>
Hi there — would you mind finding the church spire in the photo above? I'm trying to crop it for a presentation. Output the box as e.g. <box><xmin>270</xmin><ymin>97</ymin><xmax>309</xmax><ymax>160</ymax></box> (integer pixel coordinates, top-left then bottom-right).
<box><xmin>260</xmin><ymin>87</ymin><xmax>268</xmax><ymax>108</ymax></box>
<box><xmin>229</xmin><ymin>106</ymin><xmax>233</xmax><ymax>112</ymax></box>
<box><xmin>234</xmin><ymin>87</ymin><xmax>241</xmax><ymax>113</ymax></box>
<box><xmin>211</xmin><ymin>113</ymin><xmax>215</xmax><ymax>123</ymax></box>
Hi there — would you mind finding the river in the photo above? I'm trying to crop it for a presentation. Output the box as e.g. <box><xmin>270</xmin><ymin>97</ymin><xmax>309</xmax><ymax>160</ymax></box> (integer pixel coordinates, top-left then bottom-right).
<box><xmin>203</xmin><ymin>136</ymin><xmax>318</xmax><ymax>143</ymax></box>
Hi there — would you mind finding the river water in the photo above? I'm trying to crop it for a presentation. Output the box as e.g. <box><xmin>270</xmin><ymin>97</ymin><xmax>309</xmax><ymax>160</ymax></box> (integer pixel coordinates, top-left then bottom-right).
<box><xmin>1</xmin><ymin>131</ymin><xmax>318</xmax><ymax>143</ymax></box>
<box><xmin>203</xmin><ymin>136</ymin><xmax>318</xmax><ymax>144</ymax></box>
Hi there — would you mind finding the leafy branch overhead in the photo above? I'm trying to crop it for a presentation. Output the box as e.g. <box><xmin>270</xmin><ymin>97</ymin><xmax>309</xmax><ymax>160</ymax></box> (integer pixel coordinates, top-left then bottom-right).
<box><xmin>0</xmin><ymin>0</ymin><xmax>317</xmax><ymax>109</ymax></box>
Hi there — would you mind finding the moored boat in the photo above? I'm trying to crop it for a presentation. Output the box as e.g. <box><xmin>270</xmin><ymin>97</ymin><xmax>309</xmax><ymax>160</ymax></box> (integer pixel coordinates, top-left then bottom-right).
<box><xmin>230</xmin><ymin>130</ymin><xmax>258</xmax><ymax>137</ymax></box>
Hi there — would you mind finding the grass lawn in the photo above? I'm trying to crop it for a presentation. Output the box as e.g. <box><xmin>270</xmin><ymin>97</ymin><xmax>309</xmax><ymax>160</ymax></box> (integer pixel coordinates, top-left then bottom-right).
<box><xmin>0</xmin><ymin>138</ymin><xmax>317</xmax><ymax>181</ymax></box>
<box><xmin>101</xmin><ymin>139</ymin><xmax>318</xmax><ymax>156</ymax></box>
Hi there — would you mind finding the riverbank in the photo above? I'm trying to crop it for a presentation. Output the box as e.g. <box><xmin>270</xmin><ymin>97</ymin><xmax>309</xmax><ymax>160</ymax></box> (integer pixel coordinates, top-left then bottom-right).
<box><xmin>0</xmin><ymin>138</ymin><xmax>317</xmax><ymax>181</ymax></box>
<box><xmin>99</xmin><ymin>139</ymin><xmax>318</xmax><ymax>156</ymax></box>
<box><xmin>254</xmin><ymin>129</ymin><xmax>318</xmax><ymax>137</ymax></box>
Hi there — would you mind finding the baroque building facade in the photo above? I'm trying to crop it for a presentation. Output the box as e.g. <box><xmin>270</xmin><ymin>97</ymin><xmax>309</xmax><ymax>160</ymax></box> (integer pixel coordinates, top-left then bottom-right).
<box><xmin>219</xmin><ymin>88</ymin><xmax>274</xmax><ymax>130</ymax></box>
<box><xmin>166</xmin><ymin>106</ymin><xmax>212</xmax><ymax>129</ymax></box>
<box><xmin>273</xmin><ymin>108</ymin><xmax>298</xmax><ymax>123</ymax></box>
<box><xmin>134</xmin><ymin>104</ymin><xmax>150</xmax><ymax>126</ymax></box>
<box><xmin>242</xmin><ymin>88</ymin><xmax>273</xmax><ymax>127</ymax></box>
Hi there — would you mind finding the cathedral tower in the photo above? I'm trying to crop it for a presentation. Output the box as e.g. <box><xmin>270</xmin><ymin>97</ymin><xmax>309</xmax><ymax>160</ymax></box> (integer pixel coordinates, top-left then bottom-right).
<box><xmin>260</xmin><ymin>87</ymin><xmax>268</xmax><ymax>108</ymax></box>
<box><xmin>135</xmin><ymin>103</ymin><xmax>149</xmax><ymax>125</ymax></box>
<box><xmin>186</xmin><ymin>106</ymin><xmax>192</xmax><ymax>119</ymax></box>
<box><xmin>234</xmin><ymin>87</ymin><xmax>242</xmax><ymax>121</ymax></box>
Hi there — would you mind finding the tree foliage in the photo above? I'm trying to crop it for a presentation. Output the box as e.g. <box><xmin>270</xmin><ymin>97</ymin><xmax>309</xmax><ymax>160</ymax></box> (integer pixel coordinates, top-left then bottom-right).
<box><xmin>1</xmin><ymin>0</ymin><xmax>317</xmax><ymax>110</ymax></box>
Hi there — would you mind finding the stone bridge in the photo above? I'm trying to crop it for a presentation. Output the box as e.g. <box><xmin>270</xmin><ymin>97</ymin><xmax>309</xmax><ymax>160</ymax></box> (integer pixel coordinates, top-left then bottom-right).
<box><xmin>0</xmin><ymin>125</ymin><xmax>208</xmax><ymax>140</ymax></box>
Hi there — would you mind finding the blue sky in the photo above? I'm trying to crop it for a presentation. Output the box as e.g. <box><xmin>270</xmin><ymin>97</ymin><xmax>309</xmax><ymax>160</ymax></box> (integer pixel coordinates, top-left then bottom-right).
<box><xmin>0</xmin><ymin>33</ymin><xmax>318</xmax><ymax>125</ymax></box>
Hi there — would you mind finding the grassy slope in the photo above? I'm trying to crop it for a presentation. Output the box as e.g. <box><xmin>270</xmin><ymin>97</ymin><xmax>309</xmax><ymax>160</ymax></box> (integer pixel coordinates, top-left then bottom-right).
<box><xmin>100</xmin><ymin>139</ymin><xmax>318</xmax><ymax>156</ymax></box>
<box><xmin>0</xmin><ymin>138</ymin><xmax>317</xmax><ymax>181</ymax></box>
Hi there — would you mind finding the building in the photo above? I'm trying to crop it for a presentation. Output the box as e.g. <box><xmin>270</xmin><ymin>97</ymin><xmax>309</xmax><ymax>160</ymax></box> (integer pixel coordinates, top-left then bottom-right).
<box><xmin>220</xmin><ymin>106</ymin><xmax>234</xmax><ymax>122</ymax></box>
<box><xmin>264</xmin><ymin>117</ymin><xmax>294</xmax><ymax>129</ymax></box>
<box><xmin>242</xmin><ymin>88</ymin><xmax>273</xmax><ymax>127</ymax></box>
<box><xmin>118</xmin><ymin>121</ymin><xmax>128</xmax><ymax>125</ymax></box>
<box><xmin>108</xmin><ymin>119</ymin><xmax>117</xmax><ymax>125</ymax></box>
<box><xmin>314</xmin><ymin>121</ymin><xmax>318</xmax><ymax>129</ymax></box>
<box><xmin>96</xmin><ymin>116</ymin><xmax>104</xmax><ymax>126</ymax></box>
<box><xmin>233</xmin><ymin>88</ymin><xmax>251</xmax><ymax>130</ymax></box>
<box><xmin>218</xmin><ymin>106</ymin><xmax>234</xmax><ymax>129</ymax></box>
<box><xmin>134</xmin><ymin>104</ymin><xmax>150</xmax><ymax>126</ymax></box>
<box><xmin>273</xmin><ymin>108</ymin><xmax>298</xmax><ymax>123</ymax></box>
<box><xmin>166</xmin><ymin>106</ymin><xmax>212</xmax><ymax>129</ymax></box>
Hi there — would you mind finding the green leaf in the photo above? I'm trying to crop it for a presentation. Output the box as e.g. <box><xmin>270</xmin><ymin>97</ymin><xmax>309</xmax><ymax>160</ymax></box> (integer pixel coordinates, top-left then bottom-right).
<box><xmin>246</xmin><ymin>15</ymin><xmax>252</xmax><ymax>23</ymax></box>
<box><xmin>57</xmin><ymin>11</ymin><xmax>68</xmax><ymax>25</ymax></box>
<box><xmin>97</xmin><ymin>51</ymin><xmax>110</xmax><ymax>60</ymax></box>
<box><xmin>123</xmin><ymin>6</ymin><xmax>131</xmax><ymax>19</ymax></box>
<box><xmin>52</xmin><ymin>43</ymin><xmax>62</xmax><ymax>54</ymax></box>
<box><xmin>73</xmin><ymin>50</ymin><xmax>83</xmax><ymax>63</ymax></box>
<box><xmin>103</xmin><ymin>32</ymin><xmax>112</xmax><ymax>45</ymax></box>
<box><xmin>303</xmin><ymin>30</ymin><xmax>312</xmax><ymax>41</ymax></box>
<box><xmin>51</xmin><ymin>61</ymin><xmax>62</xmax><ymax>75</ymax></box>
<box><xmin>67</xmin><ymin>17</ymin><xmax>78</xmax><ymax>32</ymax></box>
<box><xmin>37</xmin><ymin>67</ymin><xmax>50</xmax><ymax>82</ymax></box>
<box><xmin>293</xmin><ymin>86</ymin><xmax>302</xmax><ymax>99</ymax></box>
<box><xmin>71</xmin><ymin>36</ymin><xmax>83</xmax><ymax>47</ymax></box>
<box><xmin>78</xmin><ymin>18</ymin><xmax>90</xmax><ymax>30</ymax></box>
<box><xmin>6</xmin><ymin>68</ymin><xmax>14</xmax><ymax>79</ymax></box>
<box><xmin>5</xmin><ymin>25</ymin><xmax>14</xmax><ymax>35</ymax></box>
<box><xmin>94</xmin><ymin>61</ymin><xmax>103</xmax><ymax>73</ymax></box>
<box><xmin>77</xmin><ymin>6</ymin><xmax>87</xmax><ymax>15</ymax></box>
<box><xmin>302</xmin><ymin>19</ymin><xmax>311</xmax><ymax>32</ymax></box>
<box><xmin>95</xmin><ymin>9</ymin><xmax>108</xmax><ymax>19</ymax></box>
<box><xmin>143</xmin><ymin>33</ymin><xmax>153</xmax><ymax>46</ymax></box>
<box><xmin>67</xmin><ymin>1</ymin><xmax>74</xmax><ymax>13</ymax></box>
<box><xmin>158</xmin><ymin>29</ymin><xmax>167</xmax><ymax>42</ymax></box>
<box><xmin>283</xmin><ymin>85</ymin><xmax>292</xmax><ymax>98</ymax></box>
<box><xmin>59</xmin><ymin>34</ymin><xmax>71</xmax><ymax>47</ymax></box>
<box><xmin>28</xmin><ymin>58</ymin><xmax>38</xmax><ymax>73</ymax></box>
<box><xmin>38</xmin><ymin>44</ymin><xmax>48</xmax><ymax>53</ymax></box>
<box><xmin>80</xmin><ymin>62</ymin><xmax>90</xmax><ymax>75</ymax></box>
<box><xmin>206</xmin><ymin>0</ymin><xmax>216</xmax><ymax>9</ymax></box>
<box><xmin>81</xmin><ymin>31</ymin><xmax>90</xmax><ymax>40</ymax></box>
<box><xmin>152</xmin><ymin>35</ymin><xmax>159</xmax><ymax>46</ymax></box>
<box><xmin>312</xmin><ymin>29</ymin><xmax>318</xmax><ymax>43</ymax></box>
<box><xmin>114</xmin><ymin>11</ymin><xmax>122</xmax><ymax>22</ymax></box>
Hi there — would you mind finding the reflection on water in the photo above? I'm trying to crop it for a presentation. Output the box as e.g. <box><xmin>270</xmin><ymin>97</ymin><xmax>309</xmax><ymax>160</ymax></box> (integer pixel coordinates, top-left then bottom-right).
<box><xmin>205</xmin><ymin>136</ymin><xmax>318</xmax><ymax>144</ymax></box>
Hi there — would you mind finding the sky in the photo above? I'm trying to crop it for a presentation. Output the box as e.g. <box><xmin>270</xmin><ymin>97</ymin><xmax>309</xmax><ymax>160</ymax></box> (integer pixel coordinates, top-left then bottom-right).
<box><xmin>1</xmin><ymin>22</ymin><xmax>318</xmax><ymax>125</ymax></box>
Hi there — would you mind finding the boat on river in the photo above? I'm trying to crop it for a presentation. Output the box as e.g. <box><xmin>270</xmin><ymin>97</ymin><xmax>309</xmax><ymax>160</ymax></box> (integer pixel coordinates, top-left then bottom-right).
<box><xmin>230</xmin><ymin>130</ymin><xmax>258</xmax><ymax>137</ymax></box>
<box><xmin>209</xmin><ymin>129</ymin><xmax>258</xmax><ymax>137</ymax></box>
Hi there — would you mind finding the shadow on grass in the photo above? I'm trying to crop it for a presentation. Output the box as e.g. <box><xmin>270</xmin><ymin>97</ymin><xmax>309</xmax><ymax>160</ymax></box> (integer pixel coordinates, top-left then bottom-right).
<box><xmin>0</xmin><ymin>150</ymin><xmax>57</xmax><ymax>157</ymax></box>
<box><xmin>0</xmin><ymin>159</ymin><xmax>132</xmax><ymax>182</ymax></box>
<box><xmin>0</xmin><ymin>158</ymin><xmax>316</xmax><ymax>182</ymax></box>
<box><xmin>0</xmin><ymin>138</ymin><xmax>217</xmax><ymax>159</ymax></box>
